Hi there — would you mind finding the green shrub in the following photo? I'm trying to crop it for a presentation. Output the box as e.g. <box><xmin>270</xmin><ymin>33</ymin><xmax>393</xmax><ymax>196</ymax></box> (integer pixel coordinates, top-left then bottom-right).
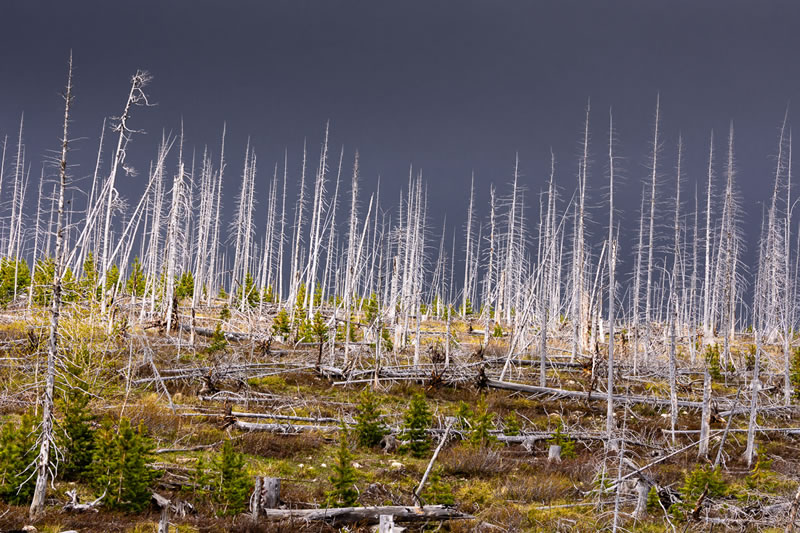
<box><xmin>213</xmin><ymin>440</ymin><xmax>251</xmax><ymax>515</ymax></box>
<box><xmin>354</xmin><ymin>389</ymin><xmax>388</xmax><ymax>448</ymax></box>
<box><xmin>91</xmin><ymin>417</ymin><xmax>157</xmax><ymax>512</ymax></box>
<box><xmin>401</xmin><ymin>393</ymin><xmax>432</xmax><ymax>458</ymax></box>
<box><xmin>0</xmin><ymin>412</ymin><xmax>37</xmax><ymax>505</ymax></box>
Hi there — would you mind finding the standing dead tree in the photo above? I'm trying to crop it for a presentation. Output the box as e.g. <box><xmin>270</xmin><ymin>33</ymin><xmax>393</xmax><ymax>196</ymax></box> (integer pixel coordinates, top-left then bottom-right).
<box><xmin>30</xmin><ymin>53</ymin><xmax>73</xmax><ymax>520</ymax></box>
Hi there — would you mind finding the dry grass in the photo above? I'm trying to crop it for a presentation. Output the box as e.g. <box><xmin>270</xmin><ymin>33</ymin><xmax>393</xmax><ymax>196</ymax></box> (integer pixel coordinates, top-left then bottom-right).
<box><xmin>502</xmin><ymin>471</ymin><xmax>576</xmax><ymax>503</ymax></box>
<box><xmin>236</xmin><ymin>431</ymin><xmax>327</xmax><ymax>459</ymax></box>
<box><xmin>441</xmin><ymin>444</ymin><xmax>511</xmax><ymax>478</ymax></box>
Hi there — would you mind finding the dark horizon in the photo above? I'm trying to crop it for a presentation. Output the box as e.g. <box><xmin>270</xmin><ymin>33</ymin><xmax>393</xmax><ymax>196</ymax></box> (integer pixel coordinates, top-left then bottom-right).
<box><xmin>2</xmin><ymin>1</ymin><xmax>800</xmax><ymax>314</ymax></box>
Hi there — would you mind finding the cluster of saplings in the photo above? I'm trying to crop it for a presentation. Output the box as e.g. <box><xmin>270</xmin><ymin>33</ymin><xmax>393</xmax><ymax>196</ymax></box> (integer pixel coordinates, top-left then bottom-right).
<box><xmin>326</xmin><ymin>389</ymin><xmax>534</xmax><ymax>507</ymax></box>
<box><xmin>0</xmin><ymin>380</ymin><xmax>252</xmax><ymax>516</ymax></box>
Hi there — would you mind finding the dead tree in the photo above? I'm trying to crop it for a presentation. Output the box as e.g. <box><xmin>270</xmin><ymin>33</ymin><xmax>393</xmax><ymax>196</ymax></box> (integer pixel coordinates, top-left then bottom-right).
<box><xmin>30</xmin><ymin>53</ymin><xmax>73</xmax><ymax>519</ymax></box>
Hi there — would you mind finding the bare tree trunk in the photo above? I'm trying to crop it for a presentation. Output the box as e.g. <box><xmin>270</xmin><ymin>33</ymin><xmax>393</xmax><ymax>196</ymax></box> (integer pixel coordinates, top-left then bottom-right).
<box><xmin>606</xmin><ymin>110</ymin><xmax>617</xmax><ymax>446</ymax></box>
<box><xmin>30</xmin><ymin>54</ymin><xmax>73</xmax><ymax>519</ymax></box>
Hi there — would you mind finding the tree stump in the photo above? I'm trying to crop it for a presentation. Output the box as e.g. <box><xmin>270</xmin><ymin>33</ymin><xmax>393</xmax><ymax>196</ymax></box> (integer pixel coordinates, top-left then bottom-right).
<box><xmin>251</xmin><ymin>476</ymin><xmax>281</xmax><ymax>518</ymax></box>
<box><xmin>378</xmin><ymin>514</ymin><xmax>395</xmax><ymax>533</ymax></box>
<box><xmin>548</xmin><ymin>444</ymin><xmax>562</xmax><ymax>462</ymax></box>
<box><xmin>634</xmin><ymin>478</ymin><xmax>650</xmax><ymax>519</ymax></box>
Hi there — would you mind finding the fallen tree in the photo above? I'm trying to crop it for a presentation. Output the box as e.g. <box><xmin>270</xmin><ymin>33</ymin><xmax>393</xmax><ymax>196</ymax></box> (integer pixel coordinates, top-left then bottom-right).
<box><xmin>259</xmin><ymin>504</ymin><xmax>473</xmax><ymax>525</ymax></box>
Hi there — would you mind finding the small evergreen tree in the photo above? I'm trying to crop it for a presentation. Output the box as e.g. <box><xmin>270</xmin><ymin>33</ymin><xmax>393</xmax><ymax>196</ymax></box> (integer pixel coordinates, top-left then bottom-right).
<box><xmin>401</xmin><ymin>393</ymin><xmax>432</xmax><ymax>458</ymax></box>
<box><xmin>492</xmin><ymin>323</ymin><xmax>504</xmax><ymax>338</ymax></box>
<box><xmin>364</xmin><ymin>293</ymin><xmax>378</xmax><ymax>324</ymax></box>
<box><xmin>467</xmin><ymin>395</ymin><xmax>496</xmax><ymax>448</ymax></box>
<box><xmin>213</xmin><ymin>440</ymin><xmax>251</xmax><ymax>516</ymax></box>
<box><xmin>311</xmin><ymin>311</ymin><xmax>329</xmax><ymax>367</ymax></box>
<box><xmin>326</xmin><ymin>425</ymin><xmax>359</xmax><ymax>507</ymax></box>
<box><xmin>790</xmin><ymin>346</ymin><xmax>800</xmax><ymax>399</ymax></box>
<box><xmin>106</xmin><ymin>263</ymin><xmax>120</xmax><ymax>292</ymax></box>
<box><xmin>380</xmin><ymin>327</ymin><xmax>394</xmax><ymax>352</ymax></box>
<box><xmin>295</xmin><ymin>283</ymin><xmax>307</xmax><ymax>314</ymax></box>
<box><xmin>91</xmin><ymin>418</ymin><xmax>157</xmax><ymax>512</ymax></box>
<box><xmin>126</xmin><ymin>256</ymin><xmax>146</xmax><ymax>297</ymax></box>
<box><xmin>32</xmin><ymin>257</ymin><xmax>55</xmax><ymax>306</ymax></box>
<box><xmin>61</xmin><ymin>267</ymin><xmax>79</xmax><ymax>303</ymax></box>
<box><xmin>503</xmin><ymin>412</ymin><xmax>522</xmax><ymax>436</ymax></box>
<box><xmin>313</xmin><ymin>285</ymin><xmax>322</xmax><ymax>307</ymax></box>
<box><xmin>263</xmin><ymin>284</ymin><xmax>275</xmax><ymax>304</ymax></box>
<box><xmin>673</xmin><ymin>465</ymin><xmax>727</xmax><ymax>520</ymax></box>
<box><xmin>423</xmin><ymin>467</ymin><xmax>454</xmax><ymax>505</ymax></box>
<box><xmin>646</xmin><ymin>485</ymin><xmax>661</xmax><ymax>513</ymax></box>
<box><xmin>81</xmin><ymin>252</ymin><xmax>99</xmax><ymax>300</ymax></box>
<box><xmin>546</xmin><ymin>421</ymin><xmax>576</xmax><ymax>459</ymax></box>
<box><xmin>455</xmin><ymin>401</ymin><xmax>472</xmax><ymax>431</ymax></box>
<box><xmin>187</xmin><ymin>455</ymin><xmax>213</xmax><ymax>503</ymax></box>
<box><xmin>0</xmin><ymin>412</ymin><xmax>37</xmax><ymax>505</ymax></box>
<box><xmin>705</xmin><ymin>344</ymin><xmax>722</xmax><ymax>381</ymax></box>
<box><xmin>271</xmin><ymin>309</ymin><xmax>292</xmax><ymax>337</ymax></box>
<box><xmin>58</xmin><ymin>382</ymin><xmax>96</xmax><ymax>481</ymax></box>
<box><xmin>206</xmin><ymin>322</ymin><xmax>228</xmax><ymax>354</ymax></box>
<box><xmin>0</xmin><ymin>258</ymin><xmax>31</xmax><ymax>306</ymax></box>
<box><xmin>175</xmin><ymin>270</ymin><xmax>195</xmax><ymax>301</ymax></box>
<box><xmin>746</xmin><ymin>447</ymin><xmax>777</xmax><ymax>492</ymax></box>
<box><xmin>235</xmin><ymin>272</ymin><xmax>259</xmax><ymax>308</ymax></box>
<box><xmin>354</xmin><ymin>389</ymin><xmax>388</xmax><ymax>448</ymax></box>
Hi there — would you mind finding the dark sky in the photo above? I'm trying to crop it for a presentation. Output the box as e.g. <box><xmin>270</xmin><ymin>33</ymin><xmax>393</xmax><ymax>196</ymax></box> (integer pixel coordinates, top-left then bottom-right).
<box><xmin>1</xmin><ymin>1</ymin><xmax>799</xmax><ymax>277</ymax></box>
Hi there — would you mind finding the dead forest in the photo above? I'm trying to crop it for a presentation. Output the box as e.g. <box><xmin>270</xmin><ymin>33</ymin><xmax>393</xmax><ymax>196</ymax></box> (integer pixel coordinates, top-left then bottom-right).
<box><xmin>1</xmin><ymin>61</ymin><xmax>800</xmax><ymax>533</ymax></box>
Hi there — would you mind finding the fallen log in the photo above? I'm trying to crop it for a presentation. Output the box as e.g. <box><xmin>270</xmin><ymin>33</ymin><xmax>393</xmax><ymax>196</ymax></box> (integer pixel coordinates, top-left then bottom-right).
<box><xmin>485</xmin><ymin>379</ymin><xmax>710</xmax><ymax>409</ymax></box>
<box><xmin>260</xmin><ymin>504</ymin><xmax>472</xmax><ymax>525</ymax></box>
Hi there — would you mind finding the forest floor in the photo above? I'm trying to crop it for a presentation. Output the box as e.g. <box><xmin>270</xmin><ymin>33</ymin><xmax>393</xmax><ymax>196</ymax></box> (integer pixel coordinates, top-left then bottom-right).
<box><xmin>1</xmin><ymin>303</ymin><xmax>799</xmax><ymax>532</ymax></box>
